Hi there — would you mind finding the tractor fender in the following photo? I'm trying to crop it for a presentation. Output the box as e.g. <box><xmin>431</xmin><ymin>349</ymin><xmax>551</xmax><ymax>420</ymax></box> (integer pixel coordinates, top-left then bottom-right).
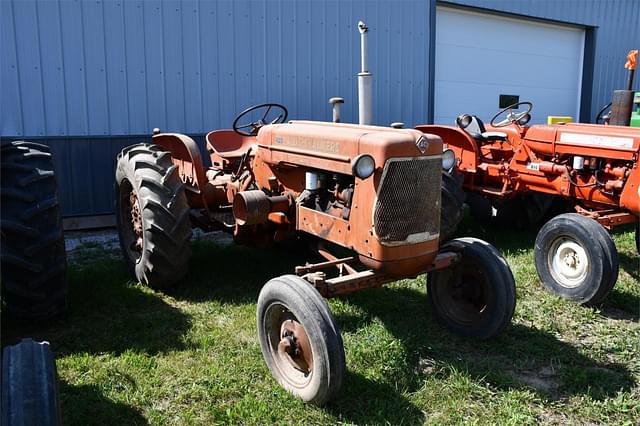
<box><xmin>415</xmin><ymin>125</ymin><xmax>479</xmax><ymax>173</ymax></box>
<box><xmin>152</xmin><ymin>133</ymin><xmax>209</xmax><ymax>209</ymax></box>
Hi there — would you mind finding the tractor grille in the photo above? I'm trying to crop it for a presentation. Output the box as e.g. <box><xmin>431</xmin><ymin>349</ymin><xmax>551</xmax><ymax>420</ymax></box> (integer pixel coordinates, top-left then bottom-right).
<box><xmin>373</xmin><ymin>156</ymin><xmax>441</xmax><ymax>245</ymax></box>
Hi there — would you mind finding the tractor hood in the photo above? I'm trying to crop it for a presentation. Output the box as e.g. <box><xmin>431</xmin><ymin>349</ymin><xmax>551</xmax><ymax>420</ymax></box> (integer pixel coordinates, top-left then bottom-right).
<box><xmin>256</xmin><ymin>120</ymin><xmax>442</xmax><ymax>174</ymax></box>
<box><xmin>525</xmin><ymin>123</ymin><xmax>640</xmax><ymax>160</ymax></box>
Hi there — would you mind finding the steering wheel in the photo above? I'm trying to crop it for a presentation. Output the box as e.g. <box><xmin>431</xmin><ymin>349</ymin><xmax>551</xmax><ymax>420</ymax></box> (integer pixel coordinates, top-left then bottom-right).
<box><xmin>595</xmin><ymin>102</ymin><xmax>612</xmax><ymax>124</ymax></box>
<box><xmin>490</xmin><ymin>101</ymin><xmax>533</xmax><ymax>127</ymax></box>
<box><xmin>232</xmin><ymin>103</ymin><xmax>288</xmax><ymax>136</ymax></box>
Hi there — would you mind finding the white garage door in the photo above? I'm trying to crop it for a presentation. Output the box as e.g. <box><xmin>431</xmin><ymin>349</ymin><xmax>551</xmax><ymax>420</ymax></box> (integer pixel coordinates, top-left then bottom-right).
<box><xmin>434</xmin><ymin>7</ymin><xmax>585</xmax><ymax>125</ymax></box>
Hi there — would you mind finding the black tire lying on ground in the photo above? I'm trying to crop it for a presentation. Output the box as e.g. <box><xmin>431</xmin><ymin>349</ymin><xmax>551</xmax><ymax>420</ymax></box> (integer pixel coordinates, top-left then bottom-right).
<box><xmin>440</xmin><ymin>171</ymin><xmax>465</xmax><ymax>242</ymax></box>
<box><xmin>534</xmin><ymin>213</ymin><xmax>618</xmax><ymax>305</ymax></box>
<box><xmin>427</xmin><ymin>237</ymin><xmax>516</xmax><ymax>339</ymax></box>
<box><xmin>0</xmin><ymin>141</ymin><xmax>68</xmax><ymax>320</ymax></box>
<box><xmin>115</xmin><ymin>143</ymin><xmax>192</xmax><ymax>289</ymax></box>
<box><xmin>1</xmin><ymin>338</ymin><xmax>61</xmax><ymax>426</ymax></box>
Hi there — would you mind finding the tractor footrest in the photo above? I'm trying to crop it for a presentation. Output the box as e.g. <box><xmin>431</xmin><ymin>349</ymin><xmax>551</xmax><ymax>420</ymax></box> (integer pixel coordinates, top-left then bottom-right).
<box><xmin>480</xmin><ymin>187</ymin><xmax>513</xmax><ymax>196</ymax></box>
<box><xmin>210</xmin><ymin>210</ymin><xmax>236</xmax><ymax>228</ymax></box>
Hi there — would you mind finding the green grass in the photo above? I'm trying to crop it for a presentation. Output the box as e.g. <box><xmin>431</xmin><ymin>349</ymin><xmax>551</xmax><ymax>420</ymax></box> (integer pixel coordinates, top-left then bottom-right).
<box><xmin>3</xmin><ymin>220</ymin><xmax>639</xmax><ymax>425</ymax></box>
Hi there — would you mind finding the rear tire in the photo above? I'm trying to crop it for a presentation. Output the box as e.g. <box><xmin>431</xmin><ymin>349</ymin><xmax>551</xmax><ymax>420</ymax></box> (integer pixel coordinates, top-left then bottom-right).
<box><xmin>257</xmin><ymin>275</ymin><xmax>345</xmax><ymax>405</ymax></box>
<box><xmin>534</xmin><ymin>213</ymin><xmax>618</xmax><ymax>305</ymax></box>
<box><xmin>115</xmin><ymin>144</ymin><xmax>192</xmax><ymax>289</ymax></box>
<box><xmin>0</xmin><ymin>141</ymin><xmax>68</xmax><ymax>320</ymax></box>
<box><xmin>440</xmin><ymin>171</ymin><xmax>465</xmax><ymax>241</ymax></box>
<box><xmin>1</xmin><ymin>339</ymin><xmax>61</xmax><ymax>426</ymax></box>
<box><xmin>427</xmin><ymin>237</ymin><xmax>516</xmax><ymax>339</ymax></box>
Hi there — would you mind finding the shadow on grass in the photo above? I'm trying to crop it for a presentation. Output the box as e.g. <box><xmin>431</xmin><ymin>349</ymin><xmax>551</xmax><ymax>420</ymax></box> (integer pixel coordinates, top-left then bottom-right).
<box><xmin>325</xmin><ymin>371</ymin><xmax>425</xmax><ymax>424</ymax></box>
<box><xmin>59</xmin><ymin>380</ymin><xmax>148</xmax><ymax>426</ymax></box>
<box><xmin>2</xmin><ymin>258</ymin><xmax>191</xmax><ymax>356</ymax></box>
<box><xmin>600</xmin><ymin>288</ymin><xmax>640</xmax><ymax>322</ymax></box>
<box><xmin>336</xmin><ymin>285</ymin><xmax>636</xmax><ymax>402</ymax></box>
<box><xmin>618</xmin><ymin>251</ymin><xmax>640</xmax><ymax>282</ymax></box>
<box><xmin>167</xmin><ymin>238</ymin><xmax>319</xmax><ymax>304</ymax></box>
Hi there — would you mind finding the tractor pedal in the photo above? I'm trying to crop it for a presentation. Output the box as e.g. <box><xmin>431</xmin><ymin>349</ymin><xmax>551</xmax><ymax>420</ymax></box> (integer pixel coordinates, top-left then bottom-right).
<box><xmin>210</xmin><ymin>210</ymin><xmax>236</xmax><ymax>228</ymax></box>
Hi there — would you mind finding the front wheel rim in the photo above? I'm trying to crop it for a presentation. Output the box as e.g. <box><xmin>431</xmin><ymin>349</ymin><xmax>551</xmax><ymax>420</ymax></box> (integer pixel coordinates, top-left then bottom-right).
<box><xmin>548</xmin><ymin>237</ymin><xmax>590</xmax><ymax>288</ymax></box>
<box><xmin>433</xmin><ymin>268</ymin><xmax>489</xmax><ymax>326</ymax></box>
<box><xmin>263</xmin><ymin>303</ymin><xmax>313</xmax><ymax>389</ymax></box>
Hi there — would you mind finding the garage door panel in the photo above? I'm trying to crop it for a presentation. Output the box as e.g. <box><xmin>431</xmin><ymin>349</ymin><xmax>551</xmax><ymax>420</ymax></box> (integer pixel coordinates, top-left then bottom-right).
<box><xmin>437</xmin><ymin>8</ymin><xmax>583</xmax><ymax>60</ymax></box>
<box><xmin>435</xmin><ymin>7</ymin><xmax>584</xmax><ymax>126</ymax></box>
<box><xmin>436</xmin><ymin>46</ymin><xmax>581</xmax><ymax>89</ymax></box>
<box><xmin>435</xmin><ymin>80</ymin><xmax>579</xmax><ymax>125</ymax></box>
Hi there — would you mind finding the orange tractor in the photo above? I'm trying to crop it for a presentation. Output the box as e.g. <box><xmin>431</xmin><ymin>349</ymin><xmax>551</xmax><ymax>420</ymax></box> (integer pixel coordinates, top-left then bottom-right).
<box><xmin>416</xmin><ymin>51</ymin><xmax>639</xmax><ymax>306</ymax></box>
<box><xmin>114</xmin><ymin>22</ymin><xmax>516</xmax><ymax>405</ymax></box>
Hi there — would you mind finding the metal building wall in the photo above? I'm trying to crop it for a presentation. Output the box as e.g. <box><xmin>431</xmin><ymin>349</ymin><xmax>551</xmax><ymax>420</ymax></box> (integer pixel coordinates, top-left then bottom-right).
<box><xmin>1</xmin><ymin>0</ymin><xmax>431</xmax><ymax>137</ymax></box>
<box><xmin>1</xmin><ymin>0</ymin><xmax>638</xmax><ymax>219</ymax></box>
<box><xmin>1</xmin><ymin>0</ymin><xmax>431</xmax><ymax>217</ymax></box>
<box><xmin>444</xmin><ymin>0</ymin><xmax>640</xmax><ymax>120</ymax></box>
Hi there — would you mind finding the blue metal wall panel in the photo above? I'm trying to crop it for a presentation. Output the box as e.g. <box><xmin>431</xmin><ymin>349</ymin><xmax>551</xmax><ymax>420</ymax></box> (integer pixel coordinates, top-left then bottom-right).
<box><xmin>1</xmin><ymin>1</ymin><xmax>23</xmax><ymax>135</ymax></box>
<box><xmin>1</xmin><ymin>0</ymin><xmax>637</xmax><ymax>218</ymax></box>
<box><xmin>2</xmin><ymin>0</ymin><xmax>432</xmax><ymax>139</ymax></box>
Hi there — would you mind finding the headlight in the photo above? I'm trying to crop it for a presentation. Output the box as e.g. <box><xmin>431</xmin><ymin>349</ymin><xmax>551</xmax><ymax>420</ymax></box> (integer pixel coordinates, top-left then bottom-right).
<box><xmin>442</xmin><ymin>149</ymin><xmax>456</xmax><ymax>171</ymax></box>
<box><xmin>352</xmin><ymin>154</ymin><xmax>375</xmax><ymax>179</ymax></box>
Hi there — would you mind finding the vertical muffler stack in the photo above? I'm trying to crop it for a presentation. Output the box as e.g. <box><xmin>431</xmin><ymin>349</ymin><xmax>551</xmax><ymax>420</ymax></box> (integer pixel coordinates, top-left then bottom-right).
<box><xmin>358</xmin><ymin>21</ymin><xmax>373</xmax><ymax>125</ymax></box>
<box><xmin>610</xmin><ymin>50</ymin><xmax>637</xmax><ymax>126</ymax></box>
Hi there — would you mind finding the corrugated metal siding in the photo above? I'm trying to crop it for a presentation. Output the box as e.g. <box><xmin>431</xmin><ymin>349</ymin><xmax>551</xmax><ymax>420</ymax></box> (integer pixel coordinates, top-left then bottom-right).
<box><xmin>4</xmin><ymin>135</ymin><xmax>152</xmax><ymax>217</ymax></box>
<box><xmin>1</xmin><ymin>0</ymin><xmax>638</xmax><ymax>218</ymax></box>
<box><xmin>1</xmin><ymin>0</ymin><xmax>431</xmax><ymax>138</ymax></box>
<box><xmin>444</xmin><ymin>0</ymin><xmax>640</xmax><ymax>119</ymax></box>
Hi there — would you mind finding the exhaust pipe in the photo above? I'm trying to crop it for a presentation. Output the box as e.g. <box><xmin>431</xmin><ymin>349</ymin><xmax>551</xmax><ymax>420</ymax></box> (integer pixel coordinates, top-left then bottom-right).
<box><xmin>329</xmin><ymin>97</ymin><xmax>344</xmax><ymax>123</ymax></box>
<box><xmin>610</xmin><ymin>50</ymin><xmax>638</xmax><ymax>126</ymax></box>
<box><xmin>358</xmin><ymin>21</ymin><xmax>373</xmax><ymax>125</ymax></box>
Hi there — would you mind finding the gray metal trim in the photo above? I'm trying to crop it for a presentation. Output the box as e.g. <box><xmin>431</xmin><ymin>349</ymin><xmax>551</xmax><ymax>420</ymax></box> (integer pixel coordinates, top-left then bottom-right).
<box><xmin>427</xmin><ymin>0</ymin><xmax>437</xmax><ymax>124</ymax></box>
<box><xmin>436</xmin><ymin>0</ymin><xmax>590</xmax><ymax>29</ymax></box>
<box><xmin>580</xmin><ymin>27</ymin><xmax>597</xmax><ymax>123</ymax></box>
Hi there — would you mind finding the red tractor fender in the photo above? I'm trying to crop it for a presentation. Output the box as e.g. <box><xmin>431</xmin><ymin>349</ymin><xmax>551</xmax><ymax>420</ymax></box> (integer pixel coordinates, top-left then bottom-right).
<box><xmin>415</xmin><ymin>125</ymin><xmax>480</xmax><ymax>173</ymax></box>
<box><xmin>152</xmin><ymin>133</ymin><xmax>209</xmax><ymax>209</ymax></box>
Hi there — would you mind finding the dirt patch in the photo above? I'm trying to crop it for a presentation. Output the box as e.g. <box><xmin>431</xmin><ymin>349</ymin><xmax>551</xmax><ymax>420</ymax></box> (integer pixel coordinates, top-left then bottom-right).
<box><xmin>510</xmin><ymin>366</ymin><xmax>559</xmax><ymax>398</ymax></box>
<box><xmin>64</xmin><ymin>228</ymin><xmax>234</xmax><ymax>266</ymax></box>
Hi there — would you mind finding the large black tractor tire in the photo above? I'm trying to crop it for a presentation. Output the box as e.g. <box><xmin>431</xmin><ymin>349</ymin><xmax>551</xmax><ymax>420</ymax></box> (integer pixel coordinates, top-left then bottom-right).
<box><xmin>427</xmin><ymin>237</ymin><xmax>516</xmax><ymax>339</ymax></box>
<box><xmin>534</xmin><ymin>213</ymin><xmax>618</xmax><ymax>305</ymax></box>
<box><xmin>115</xmin><ymin>143</ymin><xmax>192</xmax><ymax>289</ymax></box>
<box><xmin>0</xmin><ymin>141</ymin><xmax>68</xmax><ymax>320</ymax></box>
<box><xmin>635</xmin><ymin>220</ymin><xmax>639</xmax><ymax>255</ymax></box>
<box><xmin>1</xmin><ymin>339</ymin><xmax>61</xmax><ymax>426</ymax></box>
<box><xmin>257</xmin><ymin>275</ymin><xmax>345</xmax><ymax>405</ymax></box>
<box><xmin>440</xmin><ymin>171</ymin><xmax>465</xmax><ymax>242</ymax></box>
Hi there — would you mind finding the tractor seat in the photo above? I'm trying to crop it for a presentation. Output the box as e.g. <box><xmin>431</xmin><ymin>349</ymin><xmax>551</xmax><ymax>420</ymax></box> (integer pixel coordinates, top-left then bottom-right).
<box><xmin>456</xmin><ymin>114</ymin><xmax>508</xmax><ymax>143</ymax></box>
<box><xmin>206</xmin><ymin>130</ymin><xmax>257</xmax><ymax>160</ymax></box>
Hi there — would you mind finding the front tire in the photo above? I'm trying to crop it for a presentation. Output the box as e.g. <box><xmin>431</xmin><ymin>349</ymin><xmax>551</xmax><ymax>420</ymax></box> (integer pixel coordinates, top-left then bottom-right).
<box><xmin>115</xmin><ymin>144</ymin><xmax>192</xmax><ymax>289</ymax></box>
<box><xmin>440</xmin><ymin>171</ymin><xmax>465</xmax><ymax>241</ymax></box>
<box><xmin>534</xmin><ymin>213</ymin><xmax>618</xmax><ymax>305</ymax></box>
<box><xmin>427</xmin><ymin>237</ymin><xmax>516</xmax><ymax>339</ymax></box>
<box><xmin>257</xmin><ymin>275</ymin><xmax>345</xmax><ymax>405</ymax></box>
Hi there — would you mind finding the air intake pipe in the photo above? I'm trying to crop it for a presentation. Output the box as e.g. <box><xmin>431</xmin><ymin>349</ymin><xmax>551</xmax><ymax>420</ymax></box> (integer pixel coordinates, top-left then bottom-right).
<box><xmin>358</xmin><ymin>21</ymin><xmax>373</xmax><ymax>125</ymax></box>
